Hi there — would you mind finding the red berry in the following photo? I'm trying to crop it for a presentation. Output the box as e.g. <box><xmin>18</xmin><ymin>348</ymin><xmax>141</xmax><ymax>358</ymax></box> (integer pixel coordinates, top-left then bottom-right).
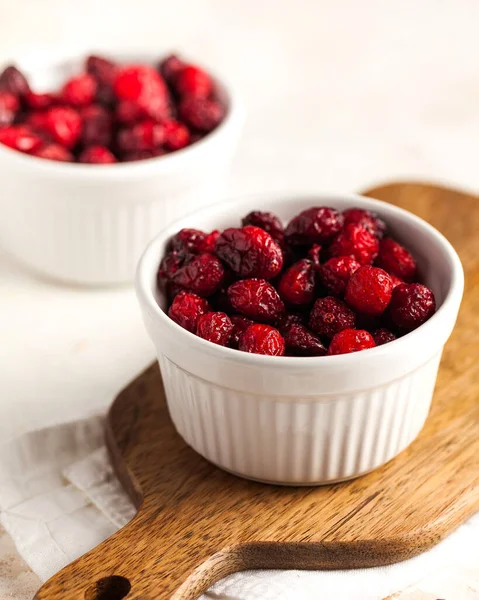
<box><xmin>228</xmin><ymin>278</ymin><xmax>285</xmax><ymax>323</ymax></box>
<box><xmin>0</xmin><ymin>125</ymin><xmax>43</xmax><ymax>153</ymax></box>
<box><xmin>345</xmin><ymin>265</ymin><xmax>393</xmax><ymax>316</ymax></box>
<box><xmin>159</xmin><ymin>54</ymin><xmax>186</xmax><ymax>85</ymax></box>
<box><xmin>196</xmin><ymin>312</ymin><xmax>233</xmax><ymax>346</ymax></box>
<box><xmin>25</xmin><ymin>111</ymin><xmax>50</xmax><ymax>134</ymax></box>
<box><xmin>61</xmin><ymin>73</ymin><xmax>97</xmax><ymax>107</ymax></box>
<box><xmin>178</xmin><ymin>96</ymin><xmax>224</xmax><ymax>132</ymax></box>
<box><xmin>307</xmin><ymin>244</ymin><xmax>322</xmax><ymax>267</ymax></box>
<box><xmin>215</xmin><ymin>226</ymin><xmax>283</xmax><ymax>280</ymax></box>
<box><xmin>239</xmin><ymin>324</ymin><xmax>285</xmax><ymax>356</ymax></box>
<box><xmin>372</xmin><ymin>328</ymin><xmax>397</xmax><ymax>346</ymax></box>
<box><xmin>25</xmin><ymin>92</ymin><xmax>56</xmax><ymax>110</ymax></box>
<box><xmin>283</xmin><ymin>323</ymin><xmax>326</xmax><ymax>356</ymax></box>
<box><xmin>229</xmin><ymin>315</ymin><xmax>254</xmax><ymax>348</ymax></box>
<box><xmin>329</xmin><ymin>223</ymin><xmax>379</xmax><ymax>265</ymax></box>
<box><xmin>45</xmin><ymin>107</ymin><xmax>82</xmax><ymax>148</ymax></box>
<box><xmin>0</xmin><ymin>65</ymin><xmax>30</xmax><ymax>97</ymax></box>
<box><xmin>241</xmin><ymin>211</ymin><xmax>284</xmax><ymax>244</ymax></box>
<box><xmin>158</xmin><ymin>250</ymin><xmax>184</xmax><ymax>282</ymax></box>
<box><xmin>121</xmin><ymin>149</ymin><xmax>164</xmax><ymax>162</ymax></box>
<box><xmin>343</xmin><ymin>208</ymin><xmax>386</xmax><ymax>238</ymax></box>
<box><xmin>388</xmin><ymin>283</ymin><xmax>436</xmax><ymax>332</ymax></box>
<box><xmin>117</xmin><ymin>121</ymin><xmax>165</xmax><ymax>153</ymax></box>
<box><xmin>0</xmin><ymin>91</ymin><xmax>20</xmax><ymax>126</ymax></box>
<box><xmin>328</xmin><ymin>329</ymin><xmax>376</xmax><ymax>355</ymax></box>
<box><xmin>79</xmin><ymin>145</ymin><xmax>117</xmax><ymax>164</ymax></box>
<box><xmin>114</xmin><ymin>65</ymin><xmax>170</xmax><ymax>121</ymax></box>
<box><xmin>169</xmin><ymin>228</ymin><xmax>218</xmax><ymax>254</ymax></box>
<box><xmin>277</xmin><ymin>259</ymin><xmax>316</xmax><ymax>306</ymax></box>
<box><xmin>172</xmin><ymin>252</ymin><xmax>225</xmax><ymax>297</ymax></box>
<box><xmin>275</xmin><ymin>312</ymin><xmax>305</xmax><ymax>335</ymax></box>
<box><xmin>115</xmin><ymin>100</ymin><xmax>146</xmax><ymax>125</ymax></box>
<box><xmin>318</xmin><ymin>256</ymin><xmax>361</xmax><ymax>296</ymax></box>
<box><xmin>86</xmin><ymin>55</ymin><xmax>117</xmax><ymax>86</ymax></box>
<box><xmin>163</xmin><ymin>119</ymin><xmax>190</xmax><ymax>150</ymax></box>
<box><xmin>80</xmin><ymin>104</ymin><xmax>112</xmax><ymax>147</ymax></box>
<box><xmin>376</xmin><ymin>237</ymin><xmax>417</xmax><ymax>282</ymax></box>
<box><xmin>31</xmin><ymin>144</ymin><xmax>73</xmax><ymax>162</ymax></box>
<box><xmin>390</xmin><ymin>274</ymin><xmax>404</xmax><ymax>289</ymax></box>
<box><xmin>309</xmin><ymin>296</ymin><xmax>356</xmax><ymax>339</ymax></box>
<box><xmin>285</xmin><ymin>207</ymin><xmax>344</xmax><ymax>246</ymax></box>
<box><xmin>168</xmin><ymin>291</ymin><xmax>210</xmax><ymax>333</ymax></box>
<box><xmin>165</xmin><ymin>281</ymin><xmax>185</xmax><ymax>303</ymax></box>
<box><xmin>176</xmin><ymin>65</ymin><xmax>213</xmax><ymax>98</ymax></box>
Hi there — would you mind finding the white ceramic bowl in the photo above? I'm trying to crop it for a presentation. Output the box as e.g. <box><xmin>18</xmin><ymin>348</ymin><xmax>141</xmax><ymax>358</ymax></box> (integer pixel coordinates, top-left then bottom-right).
<box><xmin>0</xmin><ymin>51</ymin><xmax>244</xmax><ymax>285</ymax></box>
<box><xmin>136</xmin><ymin>192</ymin><xmax>464</xmax><ymax>485</ymax></box>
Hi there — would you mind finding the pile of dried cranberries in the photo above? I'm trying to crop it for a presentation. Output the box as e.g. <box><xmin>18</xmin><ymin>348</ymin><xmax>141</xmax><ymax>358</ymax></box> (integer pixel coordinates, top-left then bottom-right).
<box><xmin>0</xmin><ymin>54</ymin><xmax>225</xmax><ymax>163</ymax></box>
<box><xmin>158</xmin><ymin>206</ymin><xmax>436</xmax><ymax>356</ymax></box>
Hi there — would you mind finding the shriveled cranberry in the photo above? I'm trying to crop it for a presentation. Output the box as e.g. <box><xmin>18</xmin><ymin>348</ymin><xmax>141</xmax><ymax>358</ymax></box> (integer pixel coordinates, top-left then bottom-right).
<box><xmin>25</xmin><ymin>92</ymin><xmax>56</xmax><ymax>110</ymax></box>
<box><xmin>275</xmin><ymin>312</ymin><xmax>305</xmax><ymax>335</ymax></box>
<box><xmin>80</xmin><ymin>104</ymin><xmax>112</xmax><ymax>147</ymax></box>
<box><xmin>372</xmin><ymin>328</ymin><xmax>397</xmax><ymax>346</ymax></box>
<box><xmin>239</xmin><ymin>324</ymin><xmax>285</xmax><ymax>356</ymax></box>
<box><xmin>158</xmin><ymin>250</ymin><xmax>184</xmax><ymax>282</ymax></box>
<box><xmin>215</xmin><ymin>226</ymin><xmax>283</xmax><ymax>280</ymax></box>
<box><xmin>307</xmin><ymin>244</ymin><xmax>322</xmax><ymax>267</ymax></box>
<box><xmin>343</xmin><ymin>208</ymin><xmax>386</xmax><ymax>238</ymax></box>
<box><xmin>0</xmin><ymin>65</ymin><xmax>30</xmax><ymax>97</ymax></box>
<box><xmin>45</xmin><ymin>107</ymin><xmax>82</xmax><ymax>148</ymax></box>
<box><xmin>169</xmin><ymin>228</ymin><xmax>218</xmax><ymax>254</ymax></box>
<box><xmin>115</xmin><ymin>101</ymin><xmax>146</xmax><ymax>125</ymax></box>
<box><xmin>159</xmin><ymin>54</ymin><xmax>186</xmax><ymax>85</ymax></box>
<box><xmin>61</xmin><ymin>73</ymin><xmax>97</xmax><ymax>107</ymax></box>
<box><xmin>241</xmin><ymin>211</ymin><xmax>284</xmax><ymax>244</ymax></box>
<box><xmin>172</xmin><ymin>252</ymin><xmax>225</xmax><ymax>297</ymax></box>
<box><xmin>328</xmin><ymin>329</ymin><xmax>376</xmax><ymax>355</ymax></box>
<box><xmin>309</xmin><ymin>296</ymin><xmax>356</xmax><ymax>339</ymax></box>
<box><xmin>117</xmin><ymin>121</ymin><xmax>165</xmax><ymax>152</ymax></box>
<box><xmin>229</xmin><ymin>315</ymin><xmax>254</xmax><ymax>348</ymax></box>
<box><xmin>277</xmin><ymin>259</ymin><xmax>316</xmax><ymax>306</ymax></box>
<box><xmin>196</xmin><ymin>311</ymin><xmax>233</xmax><ymax>346</ymax></box>
<box><xmin>388</xmin><ymin>283</ymin><xmax>436</xmax><ymax>332</ymax></box>
<box><xmin>168</xmin><ymin>291</ymin><xmax>210</xmax><ymax>333</ymax></box>
<box><xmin>376</xmin><ymin>237</ymin><xmax>417</xmax><ymax>282</ymax></box>
<box><xmin>284</xmin><ymin>207</ymin><xmax>344</xmax><ymax>246</ymax></box>
<box><xmin>283</xmin><ymin>323</ymin><xmax>327</xmax><ymax>356</ymax></box>
<box><xmin>345</xmin><ymin>266</ymin><xmax>393</xmax><ymax>316</ymax></box>
<box><xmin>0</xmin><ymin>91</ymin><xmax>20</xmax><ymax>126</ymax></box>
<box><xmin>114</xmin><ymin>65</ymin><xmax>170</xmax><ymax>121</ymax></box>
<box><xmin>318</xmin><ymin>256</ymin><xmax>361</xmax><ymax>296</ymax></box>
<box><xmin>31</xmin><ymin>144</ymin><xmax>73</xmax><ymax>162</ymax></box>
<box><xmin>0</xmin><ymin>125</ymin><xmax>43</xmax><ymax>153</ymax></box>
<box><xmin>79</xmin><ymin>145</ymin><xmax>117</xmax><ymax>164</ymax></box>
<box><xmin>165</xmin><ymin>281</ymin><xmax>185</xmax><ymax>303</ymax></box>
<box><xmin>178</xmin><ymin>96</ymin><xmax>224</xmax><ymax>132</ymax></box>
<box><xmin>228</xmin><ymin>278</ymin><xmax>284</xmax><ymax>323</ymax></box>
<box><xmin>163</xmin><ymin>119</ymin><xmax>190</xmax><ymax>150</ymax></box>
<box><xmin>86</xmin><ymin>55</ymin><xmax>117</xmax><ymax>86</ymax></box>
<box><xmin>176</xmin><ymin>65</ymin><xmax>213</xmax><ymax>98</ymax></box>
<box><xmin>328</xmin><ymin>223</ymin><xmax>379</xmax><ymax>265</ymax></box>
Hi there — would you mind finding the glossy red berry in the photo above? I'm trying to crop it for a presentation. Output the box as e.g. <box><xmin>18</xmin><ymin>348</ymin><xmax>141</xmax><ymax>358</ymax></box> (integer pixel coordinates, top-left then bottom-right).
<box><xmin>45</xmin><ymin>107</ymin><xmax>82</xmax><ymax>148</ymax></box>
<box><xmin>163</xmin><ymin>119</ymin><xmax>190</xmax><ymax>150</ymax></box>
<box><xmin>117</xmin><ymin>121</ymin><xmax>165</xmax><ymax>152</ymax></box>
<box><xmin>345</xmin><ymin>266</ymin><xmax>393</xmax><ymax>316</ymax></box>
<box><xmin>376</xmin><ymin>237</ymin><xmax>417</xmax><ymax>282</ymax></box>
<box><xmin>31</xmin><ymin>144</ymin><xmax>73</xmax><ymax>162</ymax></box>
<box><xmin>172</xmin><ymin>252</ymin><xmax>225</xmax><ymax>297</ymax></box>
<box><xmin>228</xmin><ymin>278</ymin><xmax>285</xmax><ymax>323</ymax></box>
<box><xmin>277</xmin><ymin>259</ymin><xmax>316</xmax><ymax>306</ymax></box>
<box><xmin>25</xmin><ymin>92</ymin><xmax>56</xmax><ymax>110</ymax></box>
<box><xmin>169</xmin><ymin>228</ymin><xmax>218</xmax><ymax>254</ymax></box>
<box><xmin>388</xmin><ymin>283</ymin><xmax>436</xmax><ymax>332</ymax></box>
<box><xmin>229</xmin><ymin>315</ymin><xmax>254</xmax><ymax>348</ymax></box>
<box><xmin>329</xmin><ymin>223</ymin><xmax>379</xmax><ymax>265</ymax></box>
<box><xmin>238</xmin><ymin>324</ymin><xmax>285</xmax><ymax>356</ymax></box>
<box><xmin>0</xmin><ymin>125</ymin><xmax>43</xmax><ymax>153</ymax></box>
<box><xmin>178</xmin><ymin>96</ymin><xmax>224</xmax><ymax>132</ymax></box>
<box><xmin>80</xmin><ymin>104</ymin><xmax>112</xmax><ymax>147</ymax></box>
<box><xmin>328</xmin><ymin>329</ymin><xmax>376</xmax><ymax>355</ymax></box>
<box><xmin>168</xmin><ymin>291</ymin><xmax>210</xmax><ymax>333</ymax></box>
<box><xmin>176</xmin><ymin>65</ymin><xmax>213</xmax><ymax>98</ymax></box>
<box><xmin>159</xmin><ymin>54</ymin><xmax>186</xmax><ymax>85</ymax></box>
<box><xmin>318</xmin><ymin>256</ymin><xmax>361</xmax><ymax>296</ymax></box>
<box><xmin>61</xmin><ymin>73</ymin><xmax>97</xmax><ymax>107</ymax></box>
<box><xmin>372</xmin><ymin>328</ymin><xmax>397</xmax><ymax>346</ymax></box>
<box><xmin>114</xmin><ymin>65</ymin><xmax>170</xmax><ymax>121</ymax></box>
<box><xmin>0</xmin><ymin>91</ymin><xmax>20</xmax><ymax>126</ymax></box>
<box><xmin>284</xmin><ymin>207</ymin><xmax>344</xmax><ymax>246</ymax></box>
<box><xmin>241</xmin><ymin>211</ymin><xmax>284</xmax><ymax>243</ymax></box>
<box><xmin>309</xmin><ymin>296</ymin><xmax>356</xmax><ymax>339</ymax></box>
<box><xmin>196</xmin><ymin>312</ymin><xmax>233</xmax><ymax>346</ymax></box>
<box><xmin>283</xmin><ymin>323</ymin><xmax>326</xmax><ymax>356</ymax></box>
<box><xmin>215</xmin><ymin>226</ymin><xmax>283</xmax><ymax>280</ymax></box>
<box><xmin>79</xmin><ymin>145</ymin><xmax>117</xmax><ymax>164</ymax></box>
<box><xmin>0</xmin><ymin>65</ymin><xmax>30</xmax><ymax>97</ymax></box>
<box><xmin>343</xmin><ymin>208</ymin><xmax>386</xmax><ymax>238</ymax></box>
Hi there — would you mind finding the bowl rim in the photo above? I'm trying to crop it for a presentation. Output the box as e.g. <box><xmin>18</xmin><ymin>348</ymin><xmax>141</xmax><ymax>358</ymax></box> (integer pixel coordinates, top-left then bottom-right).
<box><xmin>136</xmin><ymin>191</ymin><xmax>464</xmax><ymax>370</ymax></box>
<box><xmin>0</xmin><ymin>50</ymin><xmax>245</xmax><ymax>180</ymax></box>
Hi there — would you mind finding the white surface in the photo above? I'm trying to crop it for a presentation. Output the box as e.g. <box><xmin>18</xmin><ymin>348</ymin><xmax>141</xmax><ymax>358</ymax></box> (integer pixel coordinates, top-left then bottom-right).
<box><xmin>1</xmin><ymin>0</ymin><xmax>478</xmax><ymax>597</ymax></box>
<box><xmin>137</xmin><ymin>193</ymin><xmax>463</xmax><ymax>484</ymax></box>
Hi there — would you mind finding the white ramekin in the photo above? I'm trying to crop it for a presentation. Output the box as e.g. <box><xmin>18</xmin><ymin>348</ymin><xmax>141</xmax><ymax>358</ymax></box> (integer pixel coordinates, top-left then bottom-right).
<box><xmin>136</xmin><ymin>192</ymin><xmax>464</xmax><ymax>485</ymax></box>
<box><xmin>0</xmin><ymin>51</ymin><xmax>244</xmax><ymax>285</ymax></box>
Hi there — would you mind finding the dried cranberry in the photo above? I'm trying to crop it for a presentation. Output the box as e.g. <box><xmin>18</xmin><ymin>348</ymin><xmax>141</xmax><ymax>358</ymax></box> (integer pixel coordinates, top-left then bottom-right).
<box><xmin>309</xmin><ymin>296</ymin><xmax>356</xmax><ymax>339</ymax></box>
<box><xmin>376</xmin><ymin>237</ymin><xmax>417</xmax><ymax>282</ymax></box>
<box><xmin>25</xmin><ymin>92</ymin><xmax>56</xmax><ymax>110</ymax></box>
<box><xmin>328</xmin><ymin>329</ymin><xmax>376</xmax><ymax>355</ymax></box>
<box><xmin>196</xmin><ymin>312</ymin><xmax>233</xmax><ymax>346</ymax></box>
<box><xmin>329</xmin><ymin>223</ymin><xmax>379</xmax><ymax>265</ymax></box>
<box><xmin>229</xmin><ymin>315</ymin><xmax>254</xmax><ymax>348</ymax></box>
<box><xmin>215</xmin><ymin>226</ymin><xmax>283</xmax><ymax>280</ymax></box>
<box><xmin>277</xmin><ymin>259</ymin><xmax>316</xmax><ymax>306</ymax></box>
<box><xmin>178</xmin><ymin>96</ymin><xmax>224</xmax><ymax>132</ymax></box>
<box><xmin>343</xmin><ymin>208</ymin><xmax>386</xmax><ymax>238</ymax></box>
<box><xmin>158</xmin><ymin>251</ymin><xmax>184</xmax><ymax>282</ymax></box>
<box><xmin>241</xmin><ymin>211</ymin><xmax>284</xmax><ymax>243</ymax></box>
<box><xmin>388</xmin><ymin>283</ymin><xmax>436</xmax><ymax>332</ymax></box>
<box><xmin>318</xmin><ymin>256</ymin><xmax>361</xmax><ymax>296</ymax></box>
<box><xmin>168</xmin><ymin>291</ymin><xmax>210</xmax><ymax>333</ymax></box>
<box><xmin>307</xmin><ymin>244</ymin><xmax>322</xmax><ymax>267</ymax></box>
<box><xmin>228</xmin><ymin>278</ymin><xmax>284</xmax><ymax>323</ymax></box>
<box><xmin>61</xmin><ymin>73</ymin><xmax>97</xmax><ymax>107</ymax></box>
<box><xmin>390</xmin><ymin>274</ymin><xmax>404</xmax><ymax>289</ymax></box>
<box><xmin>172</xmin><ymin>252</ymin><xmax>225</xmax><ymax>297</ymax></box>
<box><xmin>86</xmin><ymin>55</ymin><xmax>117</xmax><ymax>86</ymax></box>
<box><xmin>114</xmin><ymin>64</ymin><xmax>170</xmax><ymax>121</ymax></box>
<box><xmin>115</xmin><ymin>101</ymin><xmax>146</xmax><ymax>125</ymax></box>
<box><xmin>372</xmin><ymin>328</ymin><xmax>397</xmax><ymax>346</ymax></box>
<box><xmin>117</xmin><ymin>121</ymin><xmax>165</xmax><ymax>152</ymax></box>
<box><xmin>31</xmin><ymin>144</ymin><xmax>73</xmax><ymax>162</ymax></box>
<box><xmin>0</xmin><ymin>65</ymin><xmax>30</xmax><ymax>97</ymax></box>
<box><xmin>159</xmin><ymin>54</ymin><xmax>186</xmax><ymax>85</ymax></box>
<box><xmin>165</xmin><ymin>281</ymin><xmax>185</xmax><ymax>303</ymax></box>
<box><xmin>163</xmin><ymin>119</ymin><xmax>190</xmax><ymax>150</ymax></box>
<box><xmin>176</xmin><ymin>65</ymin><xmax>213</xmax><ymax>98</ymax></box>
<box><xmin>238</xmin><ymin>324</ymin><xmax>285</xmax><ymax>356</ymax></box>
<box><xmin>169</xmin><ymin>228</ymin><xmax>218</xmax><ymax>254</ymax></box>
<box><xmin>0</xmin><ymin>125</ymin><xmax>43</xmax><ymax>153</ymax></box>
<box><xmin>80</xmin><ymin>104</ymin><xmax>112</xmax><ymax>147</ymax></box>
<box><xmin>79</xmin><ymin>145</ymin><xmax>117</xmax><ymax>164</ymax></box>
<box><xmin>0</xmin><ymin>91</ymin><xmax>20</xmax><ymax>126</ymax></box>
<box><xmin>275</xmin><ymin>312</ymin><xmax>305</xmax><ymax>335</ymax></box>
<box><xmin>45</xmin><ymin>107</ymin><xmax>82</xmax><ymax>148</ymax></box>
<box><xmin>283</xmin><ymin>323</ymin><xmax>326</xmax><ymax>356</ymax></box>
<box><xmin>284</xmin><ymin>207</ymin><xmax>344</xmax><ymax>246</ymax></box>
<box><xmin>345</xmin><ymin>266</ymin><xmax>393</xmax><ymax>316</ymax></box>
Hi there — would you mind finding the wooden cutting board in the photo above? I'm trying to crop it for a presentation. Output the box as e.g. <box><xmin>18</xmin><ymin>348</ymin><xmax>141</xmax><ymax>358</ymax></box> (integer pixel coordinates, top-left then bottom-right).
<box><xmin>34</xmin><ymin>182</ymin><xmax>479</xmax><ymax>600</ymax></box>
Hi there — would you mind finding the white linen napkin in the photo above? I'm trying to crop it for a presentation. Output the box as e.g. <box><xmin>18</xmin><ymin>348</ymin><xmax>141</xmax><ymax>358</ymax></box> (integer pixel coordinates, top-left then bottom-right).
<box><xmin>0</xmin><ymin>417</ymin><xmax>478</xmax><ymax>600</ymax></box>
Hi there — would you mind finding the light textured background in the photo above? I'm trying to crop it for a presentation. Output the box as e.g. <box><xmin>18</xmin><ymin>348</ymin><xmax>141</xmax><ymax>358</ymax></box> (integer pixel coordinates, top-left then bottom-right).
<box><xmin>1</xmin><ymin>0</ymin><xmax>478</xmax><ymax>597</ymax></box>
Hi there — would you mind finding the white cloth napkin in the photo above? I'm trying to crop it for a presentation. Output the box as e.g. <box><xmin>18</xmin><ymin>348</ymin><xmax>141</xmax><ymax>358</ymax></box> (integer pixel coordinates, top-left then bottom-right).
<box><xmin>0</xmin><ymin>417</ymin><xmax>478</xmax><ymax>600</ymax></box>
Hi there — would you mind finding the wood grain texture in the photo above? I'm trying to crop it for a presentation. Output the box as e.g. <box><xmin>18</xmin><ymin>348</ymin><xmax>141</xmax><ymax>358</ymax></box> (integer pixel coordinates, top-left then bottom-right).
<box><xmin>35</xmin><ymin>182</ymin><xmax>479</xmax><ymax>600</ymax></box>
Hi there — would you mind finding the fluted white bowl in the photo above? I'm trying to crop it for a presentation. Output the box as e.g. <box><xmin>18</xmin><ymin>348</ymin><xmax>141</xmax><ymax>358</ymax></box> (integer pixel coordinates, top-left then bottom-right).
<box><xmin>136</xmin><ymin>192</ymin><xmax>464</xmax><ymax>485</ymax></box>
<box><xmin>0</xmin><ymin>51</ymin><xmax>244</xmax><ymax>285</ymax></box>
